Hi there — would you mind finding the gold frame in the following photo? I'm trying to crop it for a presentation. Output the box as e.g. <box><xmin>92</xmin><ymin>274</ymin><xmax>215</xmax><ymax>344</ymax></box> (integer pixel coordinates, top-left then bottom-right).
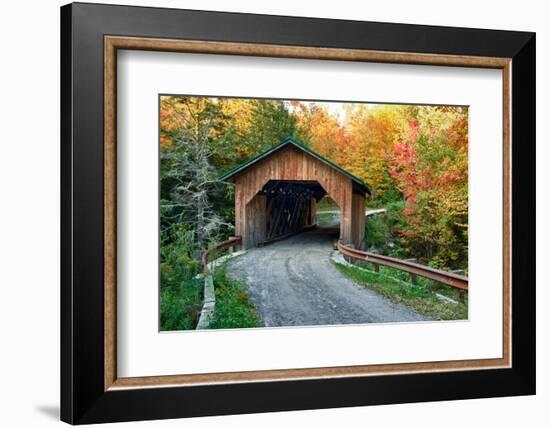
<box><xmin>104</xmin><ymin>36</ymin><xmax>512</xmax><ymax>391</ymax></box>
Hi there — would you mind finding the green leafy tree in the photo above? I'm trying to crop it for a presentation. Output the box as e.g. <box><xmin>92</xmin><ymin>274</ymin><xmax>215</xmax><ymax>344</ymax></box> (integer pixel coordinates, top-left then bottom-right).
<box><xmin>160</xmin><ymin>96</ymin><xmax>232</xmax><ymax>249</ymax></box>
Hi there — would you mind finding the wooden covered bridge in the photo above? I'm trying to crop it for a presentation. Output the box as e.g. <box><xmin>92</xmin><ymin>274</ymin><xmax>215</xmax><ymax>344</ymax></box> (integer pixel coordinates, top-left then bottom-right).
<box><xmin>220</xmin><ymin>137</ymin><xmax>371</xmax><ymax>249</ymax></box>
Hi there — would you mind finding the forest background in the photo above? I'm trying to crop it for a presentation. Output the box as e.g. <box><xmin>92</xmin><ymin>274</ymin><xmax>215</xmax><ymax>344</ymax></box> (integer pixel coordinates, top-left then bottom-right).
<box><xmin>159</xmin><ymin>95</ymin><xmax>468</xmax><ymax>330</ymax></box>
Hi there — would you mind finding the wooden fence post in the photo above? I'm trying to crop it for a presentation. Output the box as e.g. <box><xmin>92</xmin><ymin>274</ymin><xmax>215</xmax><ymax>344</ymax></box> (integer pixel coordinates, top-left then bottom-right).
<box><xmin>228</xmin><ymin>236</ymin><xmax>237</xmax><ymax>254</ymax></box>
<box><xmin>343</xmin><ymin>242</ymin><xmax>355</xmax><ymax>264</ymax></box>
<box><xmin>404</xmin><ymin>258</ymin><xmax>418</xmax><ymax>285</ymax></box>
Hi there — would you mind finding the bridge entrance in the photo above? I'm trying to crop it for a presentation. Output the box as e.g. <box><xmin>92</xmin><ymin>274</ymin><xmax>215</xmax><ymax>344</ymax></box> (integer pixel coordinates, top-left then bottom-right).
<box><xmin>247</xmin><ymin>180</ymin><xmax>328</xmax><ymax>246</ymax></box>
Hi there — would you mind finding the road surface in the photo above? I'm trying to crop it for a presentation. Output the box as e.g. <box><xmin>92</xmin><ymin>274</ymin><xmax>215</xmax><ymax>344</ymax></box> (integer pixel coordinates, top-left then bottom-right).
<box><xmin>226</xmin><ymin>224</ymin><xmax>428</xmax><ymax>327</ymax></box>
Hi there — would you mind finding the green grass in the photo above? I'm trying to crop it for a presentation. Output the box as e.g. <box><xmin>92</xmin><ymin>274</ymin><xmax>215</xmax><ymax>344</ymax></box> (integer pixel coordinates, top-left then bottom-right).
<box><xmin>208</xmin><ymin>263</ymin><xmax>262</xmax><ymax>329</ymax></box>
<box><xmin>317</xmin><ymin>212</ymin><xmax>338</xmax><ymax>224</ymax></box>
<box><xmin>367</xmin><ymin>263</ymin><xmax>467</xmax><ymax>301</ymax></box>
<box><xmin>160</xmin><ymin>277</ymin><xmax>204</xmax><ymax>331</ymax></box>
<box><xmin>334</xmin><ymin>262</ymin><xmax>468</xmax><ymax>321</ymax></box>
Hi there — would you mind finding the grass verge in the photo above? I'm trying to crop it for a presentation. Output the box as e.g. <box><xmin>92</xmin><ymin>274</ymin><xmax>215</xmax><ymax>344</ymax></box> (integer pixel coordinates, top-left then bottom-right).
<box><xmin>208</xmin><ymin>262</ymin><xmax>262</xmax><ymax>329</ymax></box>
<box><xmin>334</xmin><ymin>262</ymin><xmax>467</xmax><ymax>320</ymax></box>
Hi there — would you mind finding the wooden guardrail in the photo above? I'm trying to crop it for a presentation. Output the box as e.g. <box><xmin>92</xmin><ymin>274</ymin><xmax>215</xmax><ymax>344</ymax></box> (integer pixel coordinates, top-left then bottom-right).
<box><xmin>336</xmin><ymin>240</ymin><xmax>468</xmax><ymax>291</ymax></box>
<box><xmin>201</xmin><ymin>236</ymin><xmax>243</xmax><ymax>273</ymax></box>
<box><xmin>196</xmin><ymin>236</ymin><xmax>242</xmax><ymax>329</ymax></box>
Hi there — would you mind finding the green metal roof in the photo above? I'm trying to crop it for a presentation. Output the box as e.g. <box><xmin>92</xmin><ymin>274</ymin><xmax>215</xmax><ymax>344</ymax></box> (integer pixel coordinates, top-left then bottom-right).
<box><xmin>219</xmin><ymin>137</ymin><xmax>371</xmax><ymax>195</ymax></box>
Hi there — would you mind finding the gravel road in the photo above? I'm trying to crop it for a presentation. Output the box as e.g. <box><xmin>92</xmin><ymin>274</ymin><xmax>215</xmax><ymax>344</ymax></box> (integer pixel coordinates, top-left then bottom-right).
<box><xmin>226</xmin><ymin>224</ymin><xmax>428</xmax><ymax>327</ymax></box>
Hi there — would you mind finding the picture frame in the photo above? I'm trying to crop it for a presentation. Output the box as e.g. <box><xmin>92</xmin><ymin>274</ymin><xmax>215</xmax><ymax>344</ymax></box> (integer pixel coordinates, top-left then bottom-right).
<box><xmin>60</xmin><ymin>2</ymin><xmax>535</xmax><ymax>424</ymax></box>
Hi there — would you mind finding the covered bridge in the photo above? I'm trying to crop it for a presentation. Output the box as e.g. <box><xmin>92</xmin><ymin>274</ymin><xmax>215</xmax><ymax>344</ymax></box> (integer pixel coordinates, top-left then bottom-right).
<box><xmin>220</xmin><ymin>137</ymin><xmax>371</xmax><ymax>249</ymax></box>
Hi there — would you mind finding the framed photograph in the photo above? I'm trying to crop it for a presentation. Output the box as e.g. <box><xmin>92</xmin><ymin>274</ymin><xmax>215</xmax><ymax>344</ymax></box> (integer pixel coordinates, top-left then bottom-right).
<box><xmin>60</xmin><ymin>2</ymin><xmax>535</xmax><ymax>424</ymax></box>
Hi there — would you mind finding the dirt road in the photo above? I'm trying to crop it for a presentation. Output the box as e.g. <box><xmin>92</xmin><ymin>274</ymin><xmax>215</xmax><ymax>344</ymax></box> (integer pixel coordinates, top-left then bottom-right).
<box><xmin>226</xmin><ymin>225</ymin><xmax>428</xmax><ymax>327</ymax></box>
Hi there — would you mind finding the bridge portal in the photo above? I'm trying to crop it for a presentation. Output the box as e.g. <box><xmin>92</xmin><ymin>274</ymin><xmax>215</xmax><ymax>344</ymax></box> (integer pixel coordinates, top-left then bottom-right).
<box><xmin>220</xmin><ymin>138</ymin><xmax>371</xmax><ymax>249</ymax></box>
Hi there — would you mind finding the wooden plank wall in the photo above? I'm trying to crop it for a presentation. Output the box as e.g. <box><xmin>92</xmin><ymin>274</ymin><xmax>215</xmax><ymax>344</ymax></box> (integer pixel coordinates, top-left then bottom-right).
<box><xmin>234</xmin><ymin>145</ymin><xmax>357</xmax><ymax>247</ymax></box>
<box><xmin>351</xmin><ymin>193</ymin><xmax>366</xmax><ymax>249</ymax></box>
<box><xmin>244</xmin><ymin>194</ymin><xmax>267</xmax><ymax>248</ymax></box>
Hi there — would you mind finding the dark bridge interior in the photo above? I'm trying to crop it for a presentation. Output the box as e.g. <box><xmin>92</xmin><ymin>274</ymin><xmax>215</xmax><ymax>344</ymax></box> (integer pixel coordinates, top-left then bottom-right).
<box><xmin>258</xmin><ymin>180</ymin><xmax>328</xmax><ymax>242</ymax></box>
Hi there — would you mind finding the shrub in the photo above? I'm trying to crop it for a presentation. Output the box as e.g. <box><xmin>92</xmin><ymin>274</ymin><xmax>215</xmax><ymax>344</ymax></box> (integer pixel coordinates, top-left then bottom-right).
<box><xmin>159</xmin><ymin>225</ymin><xmax>203</xmax><ymax>330</ymax></box>
<box><xmin>364</xmin><ymin>215</ymin><xmax>389</xmax><ymax>249</ymax></box>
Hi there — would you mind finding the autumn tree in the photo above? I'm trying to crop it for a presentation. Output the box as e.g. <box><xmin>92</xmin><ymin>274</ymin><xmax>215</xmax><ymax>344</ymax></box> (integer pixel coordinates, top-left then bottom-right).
<box><xmin>293</xmin><ymin>102</ymin><xmax>347</xmax><ymax>161</ymax></box>
<box><xmin>342</xmin><ymin>105</ymin><xmax>402</xmax><ymax>196</ymax></box>
<box><xmin>388</xmin><ymin>106</ymin><xmax>468</xmax><ymax>268</ymax></box>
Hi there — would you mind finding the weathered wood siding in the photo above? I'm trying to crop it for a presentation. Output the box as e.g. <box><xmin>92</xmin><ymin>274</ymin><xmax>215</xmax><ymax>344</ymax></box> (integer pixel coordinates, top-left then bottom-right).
<box><xmin>244</xmin><ymin>194</ymin><xmax>267</xmax><ymax>248</ymax></box>
<box><xmin>351</xmin><ymin>193</ymin><xmax>366</xmax><ymax>249</ymax></box>
<box><xmin>233</xmin><ymin>145</ymin><xmax>364</xmax><ymax>247</ymax></box>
